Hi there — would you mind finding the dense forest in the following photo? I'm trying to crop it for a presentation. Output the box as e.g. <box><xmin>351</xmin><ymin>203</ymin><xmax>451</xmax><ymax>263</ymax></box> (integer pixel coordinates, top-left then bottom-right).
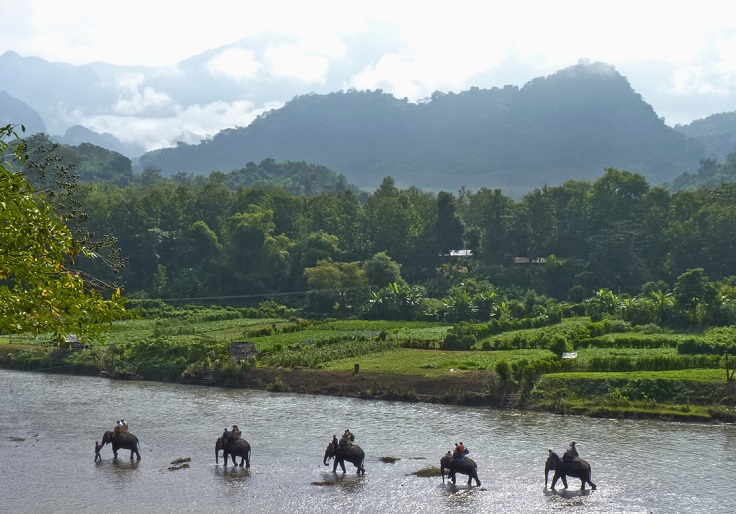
<box><xmin>11</xmin><ymin>125</ymin><xmax>736</xmax><ymax>336</ymax></box>
<box><xmin>38</xmin><ymin>162</ymin><xmax>736</xmax><ymax>332</ymax></box>
<box><xmin>137</xmin><ymin>62</ymin><xmax>705</xmax><ymax>196</ymax></box>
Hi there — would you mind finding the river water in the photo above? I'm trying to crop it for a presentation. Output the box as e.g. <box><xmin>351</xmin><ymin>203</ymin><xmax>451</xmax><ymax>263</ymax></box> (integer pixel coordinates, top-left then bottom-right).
<box><xmin>1</xmin><ymin>369</ymin><xmax>734</xmax><ymax>513</ymax></box>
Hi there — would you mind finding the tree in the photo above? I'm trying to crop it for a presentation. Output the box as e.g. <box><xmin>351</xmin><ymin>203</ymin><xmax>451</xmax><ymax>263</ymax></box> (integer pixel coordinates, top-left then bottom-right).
<box><xmin>435</xmin><ymin>191</ymin><xmax>464</xmax><ymax>254</ymax></box>
<box><xmin>673</xmin><ymin>268</ymin><xmax>715</xmax><ymax>326</ymax></box>
<box><xmin>0</xmin><ymin>125</ymin><xmax>126</xmax><ymax>340</ymax></box>
<box><xmin>303</xmin><ymin>259</ymin><xmax>367</xmax><ymax>313</ymax></box>
<box><xmin>363</xmin><ymin>251</ymin><xmax>405</xmax><ymax>289</ymax></box>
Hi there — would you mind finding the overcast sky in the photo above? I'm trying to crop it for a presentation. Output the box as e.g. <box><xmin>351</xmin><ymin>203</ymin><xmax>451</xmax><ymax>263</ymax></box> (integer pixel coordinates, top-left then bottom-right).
<box><xmin>2</xmin><ymin>0</ymin><xmax>736</xmax><ymax>137</ymax></box>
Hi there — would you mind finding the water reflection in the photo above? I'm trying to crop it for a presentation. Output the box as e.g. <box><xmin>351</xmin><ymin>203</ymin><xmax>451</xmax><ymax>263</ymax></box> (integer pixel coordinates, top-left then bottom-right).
<box><xmin>215</xmin><ymin>466</ymin><xmax>252</xmax><ymax>481</ymax></box>
<box><xmin>312</xmin><ymin>473</ymin><xmax>366</xmax><ymax>493</ymax></box>
<box><xmin>439</xmin><ymin>484</ymin><xmax>484</xmax><ymax>509</ymax></box>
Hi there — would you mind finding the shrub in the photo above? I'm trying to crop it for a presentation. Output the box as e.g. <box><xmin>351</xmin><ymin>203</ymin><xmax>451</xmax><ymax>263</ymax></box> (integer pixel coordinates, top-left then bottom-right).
<box><xmin>548</xmin><ymin>335</ymin><xmax>573</xmax><ymax>357</ymax></box>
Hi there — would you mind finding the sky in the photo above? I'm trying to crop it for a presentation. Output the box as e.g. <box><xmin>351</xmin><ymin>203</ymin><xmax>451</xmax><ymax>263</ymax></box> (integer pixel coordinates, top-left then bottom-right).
<box><xmin>2</xmin><ymin>0</ymin><xmax>736</xmax><ymax>150</ymax></box>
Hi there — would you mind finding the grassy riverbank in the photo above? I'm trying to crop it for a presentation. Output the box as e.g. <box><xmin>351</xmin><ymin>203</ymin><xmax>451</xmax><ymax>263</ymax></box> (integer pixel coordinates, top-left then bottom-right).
<box><xmin>2</xmin><ymin>305</ymin><xmax>735</xmax><ymax>423</ymax></box>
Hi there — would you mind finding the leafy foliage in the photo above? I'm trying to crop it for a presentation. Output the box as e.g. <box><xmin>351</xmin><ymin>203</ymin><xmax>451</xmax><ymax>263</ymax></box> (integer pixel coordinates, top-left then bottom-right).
<box><xmin>0</xmin><ymin>125</ymin><xmax>127</xmax><ymax>340</ymax></box>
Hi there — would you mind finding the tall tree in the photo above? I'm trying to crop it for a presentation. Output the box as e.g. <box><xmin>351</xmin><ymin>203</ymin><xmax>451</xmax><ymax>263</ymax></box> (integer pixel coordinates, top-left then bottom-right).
<box><xmin>435</xmin><ymin>191</ymin><xmax>465</xmax><ymax>255</ymax></box>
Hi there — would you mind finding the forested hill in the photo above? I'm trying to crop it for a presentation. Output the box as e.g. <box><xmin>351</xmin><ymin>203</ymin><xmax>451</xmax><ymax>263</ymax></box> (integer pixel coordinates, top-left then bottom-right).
<box><xmin>673</xmin><ymin>112</ymin><xmax>736</xmax><ymax>164</ymax></box>
<box><xmin>138</xmin><ymin>61</ymin><xmax>705</xmax><ymax>196</ymax></box>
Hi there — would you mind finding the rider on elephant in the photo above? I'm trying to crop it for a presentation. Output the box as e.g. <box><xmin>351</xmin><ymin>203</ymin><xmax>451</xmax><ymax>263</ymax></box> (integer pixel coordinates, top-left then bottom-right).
<box><xmin>453</xmin><ymin>441</ymin><xmax>469</xmax><ymax>461</ymax></box>
<box><xmin>339</xmin><ymin>429</ymin><xmax>354</xmax><ymax>448</ymax></box>
<box><xmin>562</xmin><ymin>441</ymin><xmax>579</xmax><ymax>461</ymax></box>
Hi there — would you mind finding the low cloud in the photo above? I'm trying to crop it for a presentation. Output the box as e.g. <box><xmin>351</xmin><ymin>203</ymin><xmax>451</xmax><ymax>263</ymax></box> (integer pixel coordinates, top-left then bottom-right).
<box><xmin>113</xmin><ymin>73</ymin><xmax>177</xmax><ymax>116</ymax></box>
<box><xmin>68</xmin><ymin>98</ymin><xmax>278</xmax><ymax>152</ymax></box>
<box><xmin>265</xmin><ymin>43</ymin><xmax>330</xmax><ymax>83</ymax></box>
<box><xmin>207</xmin><ymin>48</ymin><xmax>263</xmax><ymax>81</ymax></box>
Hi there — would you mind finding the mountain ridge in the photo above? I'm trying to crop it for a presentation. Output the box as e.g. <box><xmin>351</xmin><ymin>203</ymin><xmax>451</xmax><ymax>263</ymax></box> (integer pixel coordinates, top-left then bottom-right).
<box><xmin>137</xmin><ymin>62</ymin><xmax>706</xmax><ymax>196</ymax></box>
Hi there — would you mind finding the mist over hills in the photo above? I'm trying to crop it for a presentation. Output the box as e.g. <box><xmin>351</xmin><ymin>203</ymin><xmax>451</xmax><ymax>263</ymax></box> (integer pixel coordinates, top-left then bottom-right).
<box><xmin>138</xmin><ymin>62</ymin><xmax>706</xmax><ymax>195</ymax></box>
<box><xmin>3</xmin><ymin>47</ymin><xmax>736</xmax><ymax>196</ymax></box>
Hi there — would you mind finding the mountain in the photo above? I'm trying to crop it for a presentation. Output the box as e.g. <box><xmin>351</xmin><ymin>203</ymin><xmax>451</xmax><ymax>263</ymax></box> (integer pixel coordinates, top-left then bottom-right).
<box><xmin>55</xmin><ymin>125</ymin><xmax>145</xmax><ymax>157</ymax></box>
<box><xmin>0</xmin><ymin>90</ymin><xmax>46</xmax><ymax>134</ymax></box>
<box><xmin>0</xmin><ymin>37</ymin><xmax>386</xmax><ymax>155</ymax></box>
<box><xmin>138</xmin><ymin>62</ymin><xmax>706</xmax><ymax>196</ymax></box>
<box><xmin>674</xmin><ymin>112</ymin><xmax>736</xmax><ymax>163</ymax></box>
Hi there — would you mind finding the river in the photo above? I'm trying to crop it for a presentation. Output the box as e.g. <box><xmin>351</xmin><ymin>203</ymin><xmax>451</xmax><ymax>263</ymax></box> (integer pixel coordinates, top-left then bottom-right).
<box><xmin>1</xmin><ymin>369</ymin><xmax>734</xmax><ymax>513</ymax></box>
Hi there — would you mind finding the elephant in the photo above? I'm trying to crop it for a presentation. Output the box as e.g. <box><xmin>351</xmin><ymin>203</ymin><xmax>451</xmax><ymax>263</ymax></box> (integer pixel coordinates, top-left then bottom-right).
<box><xmin>440</xmin><ymin>451</ymin><xmax>481</xmax><ymax>486</ymax></box>
<box><xmin>216</xmin><ymin>436</ymin><xmax>251</xmax><ymax>467</ymax></box>
<box><xmin>100</xmin><ymin>430</ymin><xmax>141</xmax><ymax>460</ymax></box>
<box><xmin>545</xmin><ymin>450</ymin><xmax>596</xmax><ymax>490</ymax></box>
<box><xmin>324</xmin><ymin>440</ymin><xmax>365</xmax><ymax>474</ymax></box>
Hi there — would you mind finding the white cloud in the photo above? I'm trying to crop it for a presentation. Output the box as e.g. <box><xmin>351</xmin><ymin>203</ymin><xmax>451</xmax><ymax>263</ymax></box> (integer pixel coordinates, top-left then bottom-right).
<box><xmin>73</xmin><ymin>99</ymin><xmax>277</xmax><ymax>152</ymax></box>
<box><xmin>265</xmin><ymin>43</ymin><xmax>330</xmax><ymax>83</ymax></box>
<box><xmin>207</xmin><ymin>48</ymin><xmax>263</xmax><ymax>81</ymax></box>
<box><xmin>112</xmin><ymin>73</ymin><xmax>177</xmax><ymax>116</ymax></box>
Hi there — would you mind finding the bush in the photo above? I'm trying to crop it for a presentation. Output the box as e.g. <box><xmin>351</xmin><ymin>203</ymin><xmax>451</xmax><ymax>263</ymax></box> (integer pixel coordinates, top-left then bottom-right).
<box><xmin>677</xmin><ymin>337</ymin><xmax>736</xmax><ymax>355</ymax></box>
<box><xmin>548</xmin><ymin>335</ymin><xmax>573</xmax><ymax>357</ymax></box>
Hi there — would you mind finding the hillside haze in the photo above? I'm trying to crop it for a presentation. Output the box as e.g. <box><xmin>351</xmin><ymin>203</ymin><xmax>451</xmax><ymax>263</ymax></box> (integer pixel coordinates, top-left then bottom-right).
<box><xmin>138</xmin><ymin>62</ymin><xmax>705</xmax><ymax>195</ymax></box>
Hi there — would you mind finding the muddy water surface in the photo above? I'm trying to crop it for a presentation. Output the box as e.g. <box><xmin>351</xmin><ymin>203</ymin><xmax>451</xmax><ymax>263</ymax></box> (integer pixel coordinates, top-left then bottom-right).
<box><xmin>1</xmin><ymin>369</ymin><xmax>734</xmax><ymax>513</ymax></box>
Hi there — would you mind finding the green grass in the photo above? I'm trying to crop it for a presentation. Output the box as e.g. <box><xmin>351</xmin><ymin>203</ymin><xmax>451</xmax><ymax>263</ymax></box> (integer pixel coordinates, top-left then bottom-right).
<box><xmin>546</xmin><ymin>369</ymin><xmax>725</xmax><ymax>382</ymax></box>
<box><xmin>575</xmin><ymin>347</ymin><xmax>679</xmax><ymax>362</ymax></box>
<box><xmin>322</xmin><ymin>348</ymin><xmax>555</xmax><ymax>375</ymax></box>
<box><xmin>248</xmin><ymin>320</ymin><xmax>448</xmax><ymax>352</ymax></box>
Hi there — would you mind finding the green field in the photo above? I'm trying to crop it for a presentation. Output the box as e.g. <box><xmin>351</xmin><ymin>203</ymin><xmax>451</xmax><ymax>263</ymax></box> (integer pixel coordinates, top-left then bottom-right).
<box><xmin>2</xmin><ymin>310</ymin><xmax>735</xmax><ymax>421</ymax></box>
<box><xmin>322</xmin><ymin>348</ymin><xmax>555</xmax><ymax>375</ymax></box>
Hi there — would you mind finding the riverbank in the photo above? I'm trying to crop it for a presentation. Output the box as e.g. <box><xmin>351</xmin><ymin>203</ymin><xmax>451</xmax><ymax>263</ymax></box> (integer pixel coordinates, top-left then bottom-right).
<box><xmin>2</xmin><ymin>343</ymin><xmax>734</xmax><ymax>423</ymax></box>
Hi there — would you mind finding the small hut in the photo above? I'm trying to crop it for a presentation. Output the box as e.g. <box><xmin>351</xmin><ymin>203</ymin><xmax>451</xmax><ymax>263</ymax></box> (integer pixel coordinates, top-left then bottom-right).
<box><xmin>229</xmin><ymin>342</ymin><xmax>258</xmax><ymax>363</ymax></box>
<box><xmin>58</xmin><ymin>334</ymin><xmax>84</xmax><ymax>351</ymax></box>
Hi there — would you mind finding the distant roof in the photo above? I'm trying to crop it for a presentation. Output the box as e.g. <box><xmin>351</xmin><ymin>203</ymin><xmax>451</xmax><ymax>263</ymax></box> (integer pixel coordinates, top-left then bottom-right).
<box><xmin>448</xmin><ymin>250</ymin><xmax>472</xmax><ymax>257</ymax></box>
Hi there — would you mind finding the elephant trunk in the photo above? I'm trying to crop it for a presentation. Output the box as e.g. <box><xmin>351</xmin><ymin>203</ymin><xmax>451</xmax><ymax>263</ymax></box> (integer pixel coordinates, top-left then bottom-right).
<box><xmin>323</xmin><ymin>444</ymin><xmax>334</xmax><ymax>466</ymax></box>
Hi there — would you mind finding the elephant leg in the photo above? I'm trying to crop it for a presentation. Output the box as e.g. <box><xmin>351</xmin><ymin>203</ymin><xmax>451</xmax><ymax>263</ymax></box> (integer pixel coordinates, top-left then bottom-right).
<box><xmin>239</xmin><ymin>456</ymin><xmax>244</xmax><ymax>468</ymax></box>
<box><xmin>560</xmin><ymin>475</ymin><xmax>568</xmax><ymax>489</ymax></box>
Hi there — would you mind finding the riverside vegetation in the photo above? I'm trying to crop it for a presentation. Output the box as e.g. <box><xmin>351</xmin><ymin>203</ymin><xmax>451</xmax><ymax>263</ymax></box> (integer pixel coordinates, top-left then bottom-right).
<box><xmin>3</xmin><ymin>124</ymin><xmax>736</xmax><ymax>424</ymax></box>
<box><xmin>2</xmin><ymin>300</ymin><xmax>735</xmax><ymax>423</ymax></box>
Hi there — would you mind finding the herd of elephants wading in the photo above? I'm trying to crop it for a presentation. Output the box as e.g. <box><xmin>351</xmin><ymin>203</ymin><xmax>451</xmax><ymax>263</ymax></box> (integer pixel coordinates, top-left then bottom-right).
<box><xmin>93</xmin><ymin>425</ymin><xmax>596</xmax><ymax>491</ymax></box>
